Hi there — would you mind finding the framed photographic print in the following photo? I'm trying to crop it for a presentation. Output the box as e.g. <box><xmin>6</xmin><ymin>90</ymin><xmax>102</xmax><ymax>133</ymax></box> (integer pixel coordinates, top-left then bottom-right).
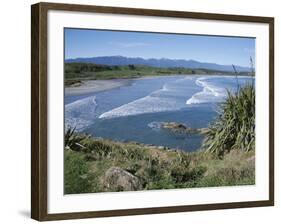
<box><xmin>31</xmin><ymin>2</ymin><xmax>274</xmax><ymax>221</ymax></box>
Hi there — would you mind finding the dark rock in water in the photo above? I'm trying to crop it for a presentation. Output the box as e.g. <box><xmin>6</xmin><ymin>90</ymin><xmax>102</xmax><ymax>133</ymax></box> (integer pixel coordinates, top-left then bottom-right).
<box><xmin>104</xmin><ymin>167</ymin><xmax>143</xmax><ymax>191</ymax></box>
<box><xmin>160</xmin><ymin>122</ymin><xmax>208</xmax><ymax>135</ymax></box>
<box><xmin>161</xmin><ymin>122</ymin><xmax>196</xmax><ymax>134</ymax></box>
<box><xmin>162</xmin><ymin>122</ymin><xmax>185</xmax><ymax>130</ymax></box>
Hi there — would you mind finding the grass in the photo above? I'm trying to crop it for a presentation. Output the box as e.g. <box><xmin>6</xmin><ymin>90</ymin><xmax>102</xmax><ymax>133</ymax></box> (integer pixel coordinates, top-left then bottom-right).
<box><xmin>64</xmin><ymin>149</ymin><xmax>93</xmax><ymax>194</ymax></box>
<box><xmin>64</xmin><ymin>133</ymin><xmax>255</xmax><ymax>194</ymax></box>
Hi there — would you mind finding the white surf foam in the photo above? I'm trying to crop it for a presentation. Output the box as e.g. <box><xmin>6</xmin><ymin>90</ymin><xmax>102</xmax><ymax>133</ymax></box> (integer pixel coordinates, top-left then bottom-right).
<box><xmin>147</xmin><ymin>121</ymin><xmax>163</xmax><ymax>130</ymax></box>
<box><xmin>99</xmin><ymin>95</ymin><xmax>180</xmax><ymax>119</ymax></box>
<box><xmin>99</xmin><ymin>77</ymin><xmax>192</xmax><ymax>119</ymax></box>
<box><xmin>65</xmin><ymin>96</ymin><xmax>97</xmax><ymax>130</ymax></box>
<box><xmin>186</xmin><ymin>77</ymin><xmax>227</xmax><ymax>105</ymax></box>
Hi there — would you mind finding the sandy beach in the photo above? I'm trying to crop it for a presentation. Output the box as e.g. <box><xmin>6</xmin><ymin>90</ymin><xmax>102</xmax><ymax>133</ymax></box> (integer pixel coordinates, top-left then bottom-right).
<box><xmin>65</xmin><ymin>79</ymin><xmax>133</xmax><ymax>96</ymax></box>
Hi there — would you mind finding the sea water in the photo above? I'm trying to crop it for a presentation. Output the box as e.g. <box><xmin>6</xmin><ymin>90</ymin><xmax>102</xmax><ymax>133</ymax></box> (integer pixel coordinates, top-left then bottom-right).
<box><xmin>65</xmin><ymin>75</ymin><xmax>254</xmax><ymax>152</ymax></box>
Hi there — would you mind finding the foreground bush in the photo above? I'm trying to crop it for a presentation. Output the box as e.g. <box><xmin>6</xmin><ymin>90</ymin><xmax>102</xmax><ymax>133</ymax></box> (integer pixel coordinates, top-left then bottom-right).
<box><xmin>203</xmin><ymin>83</ymin><xmax>255</xmax><ymax>156</ymax></box>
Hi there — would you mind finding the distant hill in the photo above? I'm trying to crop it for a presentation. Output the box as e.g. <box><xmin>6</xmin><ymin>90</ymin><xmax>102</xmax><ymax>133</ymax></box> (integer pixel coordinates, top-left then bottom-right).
<box><xmin>65</xmin><ymin>56</ymin><xmax>250</xmax><ymax>72</ymax></box>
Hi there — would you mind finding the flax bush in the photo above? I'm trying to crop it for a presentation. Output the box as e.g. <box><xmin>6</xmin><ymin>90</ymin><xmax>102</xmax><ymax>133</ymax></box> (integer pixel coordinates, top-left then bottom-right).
<box><xmin>203</xmin><ymin>83</ymin><xmax>255</xmax><ymax>156</ymax></box>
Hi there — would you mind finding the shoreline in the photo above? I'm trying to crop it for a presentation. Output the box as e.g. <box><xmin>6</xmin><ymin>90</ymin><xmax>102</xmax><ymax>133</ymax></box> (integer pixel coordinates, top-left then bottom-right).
<box><xmin>65</xmin><ymin>79</ymin><xmax>133</xmax><ymax>96</ymax></box>
<box><xmin>64</xmin><ymin>75</ymin><xmax>181</xmax><ymax>96</ymax></box>
<box><xmin>65</xmin><ymin>74</ymin><xmax>254</xmax><ymax>96</ymax></box>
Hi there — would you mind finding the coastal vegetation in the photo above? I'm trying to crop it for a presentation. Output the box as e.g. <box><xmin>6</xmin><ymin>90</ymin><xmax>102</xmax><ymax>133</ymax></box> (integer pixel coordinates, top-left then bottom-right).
<box><xmin>203</xmin><ymin>61</ymin><xmax>255</xmax><ymax>157</ymax></box>
<box><xmin>64</xmin><ymin>131</ymin><xmax>255</xmax><ymax>194</ymax></box>
<box><xmin>65</xmin><ymin>62</ymin><xmax>251</xmax><ymax>86</ymax></box>
<box><xmin>203</xmin><ymin>84</ymin><xmax>255</xmax><ymax>157</ymax></box>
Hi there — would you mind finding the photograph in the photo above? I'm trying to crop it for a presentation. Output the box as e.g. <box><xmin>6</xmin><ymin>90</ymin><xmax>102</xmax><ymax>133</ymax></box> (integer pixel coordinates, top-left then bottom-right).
<box><xmin>63</xmin><ymin>28</ymin><xmax>256</xmax><ymax>194</ymax></box>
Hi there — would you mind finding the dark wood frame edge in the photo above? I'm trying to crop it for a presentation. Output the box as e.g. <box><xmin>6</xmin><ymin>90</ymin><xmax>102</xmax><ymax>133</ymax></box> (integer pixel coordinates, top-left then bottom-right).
<box><xmin>31</xmin><ymin>3</ymin><xmax>48</xmax><ymax>221</ymax></box>
<box><xmin>31</xmin><ymin>2</ymin><xmax>274</xmax><ymax>221</ymax></box>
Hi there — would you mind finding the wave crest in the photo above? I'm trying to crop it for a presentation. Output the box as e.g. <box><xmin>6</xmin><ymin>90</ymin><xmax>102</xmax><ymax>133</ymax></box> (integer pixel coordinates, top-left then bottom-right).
<box><xmin>99</xmin><ymin>95</ymin><xmax>180</xmax><ymax>119</ymax></box>
<box><xmin>99</xmin><ymin>77</ymin><xmax>194</xmax><ymax>119</ymax></box>
<box><xmin>65</xmin><ymin>96</ymin><xmax>97</xmax><ymax>130</ymax></box>
<box><xmin>186</xmin><ymin>77</ymin><xmax>226</xmax><ymax>105</ymax></box>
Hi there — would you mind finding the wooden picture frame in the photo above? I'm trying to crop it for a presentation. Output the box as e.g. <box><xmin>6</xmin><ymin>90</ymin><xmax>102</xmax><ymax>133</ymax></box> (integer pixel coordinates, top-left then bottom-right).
<box><xmin>31</xmin><ymin>2</ymin><xmax>274</xmax><ymax>221</ymax></box>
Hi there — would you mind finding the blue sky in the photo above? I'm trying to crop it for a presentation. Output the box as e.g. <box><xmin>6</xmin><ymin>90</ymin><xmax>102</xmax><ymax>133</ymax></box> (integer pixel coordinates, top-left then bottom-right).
<box><xmin>65</xmin><ymin>28</ymin><xmax>255</xmax><ymax>67</ymax></box>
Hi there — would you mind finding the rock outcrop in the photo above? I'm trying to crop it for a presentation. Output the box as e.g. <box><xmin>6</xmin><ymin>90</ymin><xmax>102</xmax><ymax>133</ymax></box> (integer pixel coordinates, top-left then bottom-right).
<box><xmin>103</xmin><ymin>167</ymin><xmax>143</xmax><ymax>191</ymax></box>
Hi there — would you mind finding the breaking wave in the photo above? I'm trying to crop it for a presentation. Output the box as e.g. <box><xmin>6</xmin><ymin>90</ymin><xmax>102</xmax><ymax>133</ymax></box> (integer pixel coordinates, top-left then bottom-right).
<box><xmin>98</xmin><ymin>77</ymin><xmax>192</xmax><ymax>119</ymax></box>
<box><xmin>99</xmin><ymin>95</ymin><xmax>181</xmax><ymax>119</ymax></box>
<box><xmin>186</xmin><ymin>77</ymin><xmax>226</xmax><ymax>105</ymax></box>
<box><xmin>185</xmin><ymin>76</ymin><xmax>253</xmax><ymax>105</ymax></box>
<box><xmin>65</xmin><ymin>96</ymin><xmax>97</xmax><ymax>130</ymax></box>
<box><xmin>65</xmin><ymin>76</ymin><xmax>254</xmax><ymax>123</ymax></box>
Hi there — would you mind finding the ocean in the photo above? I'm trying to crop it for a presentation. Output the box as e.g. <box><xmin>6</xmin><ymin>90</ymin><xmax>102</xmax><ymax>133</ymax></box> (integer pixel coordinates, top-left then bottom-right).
<box><xmin>65</xmin><ymin>75</ymin><xmax>254</xmax><ymax>152</ymax></box>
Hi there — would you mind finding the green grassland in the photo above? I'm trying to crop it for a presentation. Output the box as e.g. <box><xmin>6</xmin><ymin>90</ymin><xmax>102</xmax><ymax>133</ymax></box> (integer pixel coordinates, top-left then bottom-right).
<box><xmin>65</xmin><ymin>62</ymin><xmax>250</xmax><ymax>86</ymax></box>
<box><xmin>65</xmin><ymin>134</ymin><xmax>255</xmax><ymax>194</ymax></box>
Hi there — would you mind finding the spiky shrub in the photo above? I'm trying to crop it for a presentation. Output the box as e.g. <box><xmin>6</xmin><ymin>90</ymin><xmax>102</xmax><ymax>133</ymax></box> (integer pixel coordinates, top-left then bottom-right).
<box><xmin>203</xmin><ymin>83</ymin><xmax>255</xmax><ymax>156</ymax></box>
<box><xmin>65</xmin><ymin>127</ymin><xmax>76</xmax><ymax>147</ymax></box>
<box><xmin>65</xmin><ymin>127</ymin><xmax>88</xmax><ymax>151</ymax></box>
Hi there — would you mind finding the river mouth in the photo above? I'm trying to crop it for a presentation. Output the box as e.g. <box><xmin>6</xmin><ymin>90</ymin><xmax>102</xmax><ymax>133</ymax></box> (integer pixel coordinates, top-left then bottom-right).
<box><xmin>65</xmin><ymin>75</ymin><xmax>254</xmax><ymax>151</ymax></box>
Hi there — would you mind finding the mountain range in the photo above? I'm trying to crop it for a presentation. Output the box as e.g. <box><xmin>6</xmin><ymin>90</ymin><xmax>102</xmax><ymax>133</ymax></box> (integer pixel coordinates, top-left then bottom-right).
<box><xmin>65</xmin><ymin>56</ymin><xmax>250</xmax><ymax>72</ymax></box>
